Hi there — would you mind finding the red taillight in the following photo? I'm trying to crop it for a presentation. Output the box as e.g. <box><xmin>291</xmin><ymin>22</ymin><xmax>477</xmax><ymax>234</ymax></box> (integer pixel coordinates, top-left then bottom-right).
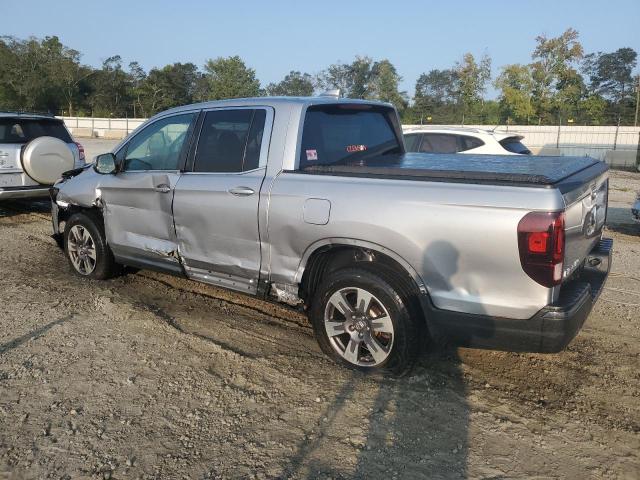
<box><xmin>517</xmin><ymin>211</ymin><xmax>565</xmax><ymax>287</ymax></box>
<box><xmin>74</xmin><ymin>141</ymin><xmax>85</xmax><ymax>162</ymax></box>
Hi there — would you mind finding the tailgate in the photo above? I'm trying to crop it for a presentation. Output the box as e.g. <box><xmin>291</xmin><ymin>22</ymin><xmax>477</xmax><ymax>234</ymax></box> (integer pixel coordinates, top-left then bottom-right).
<box><xmin>562</xmin><ymin>170</ymin><xmax>609</xmax><ymax>281</ymax></box>
<box><xmin>0</xmin><ymin>144</ymin><xmax>23</xmax><ymax>173</ymax></box>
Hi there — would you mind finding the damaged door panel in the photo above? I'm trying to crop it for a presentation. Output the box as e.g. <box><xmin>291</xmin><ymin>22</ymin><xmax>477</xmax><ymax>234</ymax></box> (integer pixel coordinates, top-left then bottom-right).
<box><xmin>99</xmin><ymin>171</ymin><xmax>183</xmax><ymax>272</ymax></box>
<box><xmin>172</xmin><ymin>107</ymin><xmax>272</xmax><ymax>294</ymax></box>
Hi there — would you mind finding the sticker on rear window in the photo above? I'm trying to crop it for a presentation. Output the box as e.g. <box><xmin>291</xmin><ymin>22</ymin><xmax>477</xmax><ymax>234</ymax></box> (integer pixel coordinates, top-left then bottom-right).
<box><xmin>346</xmin><ymin>144</ymin><xmax>367</xmax><ymax>153</ymax></box>
<box><xmin>306</xmin><ymin>149</ymin><xmax>318</xmax><ymax>161</ymax></box>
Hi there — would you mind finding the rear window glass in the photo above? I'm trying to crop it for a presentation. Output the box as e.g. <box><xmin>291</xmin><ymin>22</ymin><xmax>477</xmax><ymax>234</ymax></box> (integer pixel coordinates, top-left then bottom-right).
<box><xmin>298</xmin><ymin>104</ymin><xmax>401</xmax><ymax>169</ymax></box>
<box><xmin>500</xmin><ymin>137</ymin><xmax>531</xmax><ymax>155</ymax></box>
<box><xmin>0</xmin><ymin>118</ymin><xmax>72</xmax><ymax>144</ymax></box>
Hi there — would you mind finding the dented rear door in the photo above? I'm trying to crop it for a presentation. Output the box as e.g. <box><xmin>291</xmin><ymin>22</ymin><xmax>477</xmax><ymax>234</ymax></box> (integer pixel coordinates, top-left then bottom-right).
<box><xmin>173</xmin><ymin>107</ymin><xmax>272</xmax><ymax>294</ymax></box>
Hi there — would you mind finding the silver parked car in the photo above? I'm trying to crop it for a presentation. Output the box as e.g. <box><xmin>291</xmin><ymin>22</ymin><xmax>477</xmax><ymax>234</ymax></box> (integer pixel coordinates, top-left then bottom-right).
<box><xmin>0</xmin><ymin>112</ymin><xmax>85</xmax><ymax>200</ymax></box>
<box><xmin>50</xmin><ymin>96</ymin><xmax>612</xmax><ymax>374</ymax></box>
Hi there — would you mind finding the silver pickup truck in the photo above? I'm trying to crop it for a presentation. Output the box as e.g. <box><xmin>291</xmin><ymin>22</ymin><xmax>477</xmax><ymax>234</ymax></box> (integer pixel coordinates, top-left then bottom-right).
<box><xmin>50</xmin><ymin>96</ymin><xmax>612</xmax><ymax>374</ymax></box>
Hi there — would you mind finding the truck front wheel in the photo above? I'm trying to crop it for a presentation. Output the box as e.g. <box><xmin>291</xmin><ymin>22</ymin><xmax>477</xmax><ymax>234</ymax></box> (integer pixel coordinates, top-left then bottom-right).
<box><xmin>310</xmin><ymin>267</ymin><xmax>420</xmax><ymax>375</ymax></box>
<box><xmin>64</xmin><ymin>212</ymin><xmax>120</xmax><ymax>280</ymax></box>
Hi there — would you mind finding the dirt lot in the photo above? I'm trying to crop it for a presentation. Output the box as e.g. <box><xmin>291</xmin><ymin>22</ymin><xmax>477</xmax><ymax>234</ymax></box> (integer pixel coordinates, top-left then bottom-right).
<box><xmin>0</xmin><ymin>168</ymin><xmax>638</xmax><ymax>480</ymax></box>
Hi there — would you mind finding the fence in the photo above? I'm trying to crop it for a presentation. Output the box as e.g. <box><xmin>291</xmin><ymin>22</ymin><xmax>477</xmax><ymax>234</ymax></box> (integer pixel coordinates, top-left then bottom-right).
<box><xmin>59</xmin><ymin>116</ymin><xmax>640</xmax><ymax>168</ymax></box>
<box><xmin>58</xmin><ymin>116</ymin><xmax>146</xmax><ymax>138</ymax></box>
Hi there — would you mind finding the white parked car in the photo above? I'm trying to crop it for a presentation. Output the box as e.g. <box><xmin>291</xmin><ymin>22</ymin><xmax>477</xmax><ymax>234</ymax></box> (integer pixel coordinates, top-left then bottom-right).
<box><xmin>403</xmin><ymin>126</ymin><xmax>532</xmax><ymax>155</ymax></box>
<box><xmin>0</xmin><ymin>112</ymin><xmax>85</xmax><ymax>200</ymax></box>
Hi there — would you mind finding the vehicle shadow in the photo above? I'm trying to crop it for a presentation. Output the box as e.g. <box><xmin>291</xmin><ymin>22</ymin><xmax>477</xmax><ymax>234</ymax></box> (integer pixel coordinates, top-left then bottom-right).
<box><xmin>0</xmin><ymin>199</ymin><xmax>51</xmax><ymax>219</ymax></box>
<box><xmin>284</xmin><ymin>240</ymin><xmax>491</xmax><ymax>479</ymax></box>
<box><xmin>0</xmin><ymin>315</ymin><xmax>71</xmax><ymax>355</ymax></box>
<box><xmin>605</xmin><ymin>206</ymin><xmax>639</xmax><ymax>236</ymax></box>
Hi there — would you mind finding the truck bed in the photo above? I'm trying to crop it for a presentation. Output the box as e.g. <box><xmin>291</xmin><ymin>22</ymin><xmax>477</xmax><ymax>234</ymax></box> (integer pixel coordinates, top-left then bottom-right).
<box><xmin>300</xmin><ymin>153</ymin><xmax>607</xmax><ymax>188</ymax></box>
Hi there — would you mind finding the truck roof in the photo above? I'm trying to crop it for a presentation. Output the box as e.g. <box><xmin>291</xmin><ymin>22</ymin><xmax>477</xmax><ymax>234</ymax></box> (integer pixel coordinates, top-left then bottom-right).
<box><xmin>157</xmin><ymin>96</ymin><xmax>394</xmax><ymax>118</ymax></box>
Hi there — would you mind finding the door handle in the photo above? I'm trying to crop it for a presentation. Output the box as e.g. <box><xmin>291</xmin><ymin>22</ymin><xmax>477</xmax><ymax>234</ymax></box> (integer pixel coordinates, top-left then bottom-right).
<box><xmin>154</xmin><ymin>184</ymin><xmax>171</xmax><ymax>193</ymax></box>
<box><xmin>228</xmin><ymin>186</ymin><xmax>255</xmax><ymax>196</ymax></box>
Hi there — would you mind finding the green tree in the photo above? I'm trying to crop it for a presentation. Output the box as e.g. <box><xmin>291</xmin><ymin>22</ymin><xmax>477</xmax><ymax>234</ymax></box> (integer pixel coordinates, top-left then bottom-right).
<box><xmin>128</xmin><ymin>61</ymin><xmax>147</xmax><ymax>117</ymax></box>
<box><xmin>87</xmin><ymin>56</ymin><xmax>132</xmax><ymax>116</ymax></box>
<box><xmin>411</xmin><ymin>69</ymin><xmax>459</xmax><ymax>123</ymax></box>
<box><xmin>265</xmin><ymin>71</ymin><xmax>315</xmax><ymax>96</ymax></box>
<box><xmin>201</xmin><ymin>56</ymin><xmax>260</xmax><ymax>100</ymax></box>
<box><xmin>0</xmin><ymin>35</ymin><xmax>90</xmax><ymax>114</ymax></box>
<box><xmin>139</xmin><ymin>63</ymin><xmax>200</xmax><ymax>115</ymax></box>
<box><xmin>582</xmin><ymin>47</ymin><xmax>637</xmax><ymax>122</ymax></box>
<box><xmin>455</xmin><ymin>52</ymin><xmax>492</xmax><ymax>116</ymax></box>
<box><xmin>370</xmin><ymin>59</ymin><xmax>408</xmax><ymax>111</ymax></box>
<box><xmin>579</xmin><ymin>94</ymin><xmax>607</xmax><ymax>125</ymax></box>
<box><xmin>317</xmin><ymin>56</ymin><xmax>374</xmax><ymax>98</ymax></box>
<box><xmin>495</xmin><ymin>64</ymin><xmax>535</xmax><ymax>122</ymax></box>
<box><xmin>530</xmin><ymin>28</ymin><xmax>584</xmax><ymax>122</ymax></box>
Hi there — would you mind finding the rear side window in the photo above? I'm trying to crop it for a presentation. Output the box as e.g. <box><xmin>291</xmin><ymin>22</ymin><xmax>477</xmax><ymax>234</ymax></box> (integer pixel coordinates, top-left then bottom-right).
<box><xmin>419</xmin><ymin>133</ymin><xmax>484</xmax><ymax>153</ymax></box>
<box><xmin>0</xmin><ymin>118</ymin><xmax>72</xmax><ymax>144</ymax></box>
<box><xmin>298</xmin><ymin>104</ymin><xmax>401</xmax><ymax>169</ymax></box>
<box><xmin>194</xmin><ymin>109</ymin><xmax>266</xmax><ymax>173</ymax></box>
<box><xmin>420</xmin><ymin>134</ymin><xmax>459</xmax><ymax>154</ymax></box>
<box><xmin>500</xmin><ymin>137</ymin><xmax>531</xmax><ymax>155</ymax></box>
<box><xmin>458</xmin><ymin>135</ymin><xmax>484</xmax><ymax>152</ymax></box>
<box><xmin>403</xmin><ymin>133</ymin><xmax>421</xmax><ymax>152</ymax></box>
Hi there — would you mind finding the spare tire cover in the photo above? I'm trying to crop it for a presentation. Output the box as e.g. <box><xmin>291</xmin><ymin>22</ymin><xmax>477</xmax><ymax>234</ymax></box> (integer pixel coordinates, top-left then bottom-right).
<box><xmin>22</xmin><ymin>136</ymin><xmax>75</xmax><ymax>185</ymax></box>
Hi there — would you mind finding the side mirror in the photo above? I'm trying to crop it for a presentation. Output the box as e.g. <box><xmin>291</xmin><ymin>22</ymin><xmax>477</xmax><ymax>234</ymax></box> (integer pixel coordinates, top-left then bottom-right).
<box><xmin>94</xmin><ymin>153</ymin><xmax>119</xmax><ymax>174</ymax></box>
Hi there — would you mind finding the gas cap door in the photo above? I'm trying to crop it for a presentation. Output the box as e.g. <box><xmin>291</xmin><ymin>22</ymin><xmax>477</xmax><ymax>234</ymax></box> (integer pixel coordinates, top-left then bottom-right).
<box><xmin>303</xmin><ymin>198</ymin><xmax>331</xmax><ymax>225</ymax></box>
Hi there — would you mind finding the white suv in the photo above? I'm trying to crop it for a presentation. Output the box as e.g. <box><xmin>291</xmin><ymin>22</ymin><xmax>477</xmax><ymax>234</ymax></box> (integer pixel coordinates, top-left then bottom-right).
<box><xmin>403</xmin><ymin>126</ymin><xmax>532</xmax><ymax>155</ymax></box>
<box><xmin>0</xmin><ymin>112</ymin><xmax>85</xmax><ymax>200</ymax></box>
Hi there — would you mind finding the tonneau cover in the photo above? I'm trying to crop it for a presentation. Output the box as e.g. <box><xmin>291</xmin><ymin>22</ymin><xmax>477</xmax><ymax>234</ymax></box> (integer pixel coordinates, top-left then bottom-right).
<box><xmin>300</xmin><ymin>153</ymin><xmax>607</xmax><ymax>187</ymax></box>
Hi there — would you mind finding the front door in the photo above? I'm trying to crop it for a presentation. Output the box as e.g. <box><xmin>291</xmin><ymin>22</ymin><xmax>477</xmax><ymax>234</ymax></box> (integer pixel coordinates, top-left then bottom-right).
<box><xmin>100</xmin><ymin>112</ymin><xmax>197</xmax><ymax>273</ymax></box>
<box><xmin>173</xmin><ymin>107</ymin><xmax>272</xmax><ymax>293</ymax></box>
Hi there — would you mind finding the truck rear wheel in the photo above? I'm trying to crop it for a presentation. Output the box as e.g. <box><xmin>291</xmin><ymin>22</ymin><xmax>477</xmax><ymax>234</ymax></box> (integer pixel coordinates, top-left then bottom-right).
<box><xmin>64</xmin><ymin>212</ymin><xmax>120</xmax><ymax>280</ymax></box>
<box><xmin>310</xmin><ymin>267</ymin><xmax>420</xmax><ymax>375</ymax></box>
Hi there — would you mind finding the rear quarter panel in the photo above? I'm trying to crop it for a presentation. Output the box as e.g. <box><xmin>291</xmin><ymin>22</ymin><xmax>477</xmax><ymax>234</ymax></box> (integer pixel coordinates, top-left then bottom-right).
<box><xmin>267</xmin><ymin>173</ymin><xmax>564</xmax><ymax>319</ymax></box>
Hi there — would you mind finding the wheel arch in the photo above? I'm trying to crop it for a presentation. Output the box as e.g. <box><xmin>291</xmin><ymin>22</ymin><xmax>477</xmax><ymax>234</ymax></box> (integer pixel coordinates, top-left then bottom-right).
<box><xmin>297</xmin><ymin>238</ymin><xmax>428</xmax><ymax>314</ymax></box>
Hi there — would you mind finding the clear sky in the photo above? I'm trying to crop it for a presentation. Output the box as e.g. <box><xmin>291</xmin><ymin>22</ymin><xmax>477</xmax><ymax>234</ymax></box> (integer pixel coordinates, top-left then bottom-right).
<box><xmin>6</xmin><ymin>0</ymin><xmax>640</xmax><ymax>98</ymax></box>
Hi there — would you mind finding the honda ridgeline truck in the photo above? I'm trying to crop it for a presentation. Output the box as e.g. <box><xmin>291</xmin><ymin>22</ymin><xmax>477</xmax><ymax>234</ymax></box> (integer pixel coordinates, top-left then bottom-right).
<box><xmin>49</xmin><ymin>95</ymin><xmax>612</xmax><ymax>374</ymax></box>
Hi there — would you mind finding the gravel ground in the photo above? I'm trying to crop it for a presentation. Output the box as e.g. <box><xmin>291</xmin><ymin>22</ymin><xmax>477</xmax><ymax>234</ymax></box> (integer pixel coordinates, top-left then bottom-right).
<box><xmin>0</xmin><ymin>168</ymin><xmax>638</xmax><ymax>480</ymax></box>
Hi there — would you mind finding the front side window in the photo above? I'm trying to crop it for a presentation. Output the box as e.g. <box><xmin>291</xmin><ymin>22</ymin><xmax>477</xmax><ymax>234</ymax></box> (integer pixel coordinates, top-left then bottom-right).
<box><xmin>124</xmin><ymin>113</ymin><xmax>195</xmax><ymax>171</ymax></box>
<box><xmin>298</xmin><ymin>104</ymin><xmax>402</xmax><ymax>169</ymax></box>
<box><xmin>193</xmin><ymin>109</ymin><xmax>266</xmax><ymax>173</ymax></box>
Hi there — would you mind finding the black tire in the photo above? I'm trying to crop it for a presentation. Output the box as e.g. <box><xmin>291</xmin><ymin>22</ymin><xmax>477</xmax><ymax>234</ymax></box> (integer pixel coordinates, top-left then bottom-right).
<box><xmin>309</xmin><ymin>267</ymin><xmax>421</xmax><ymax>376</ymax></box>
<box><xmin>64</xmin><ymin>211</ymin><xmax>120</xmax><ymax>280</ymax></box>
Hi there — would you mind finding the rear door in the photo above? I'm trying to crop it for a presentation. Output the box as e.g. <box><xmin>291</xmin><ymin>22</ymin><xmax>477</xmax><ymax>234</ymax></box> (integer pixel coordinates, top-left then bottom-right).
<box><xmin>173</xmin><ymin>107</ymin><xmax>272</xmax><ymax>294</ymax></box>
<box><xmin>99</xmin><ymin>112</ymin><xmax>197</xmax><ymax>273</ymax></box>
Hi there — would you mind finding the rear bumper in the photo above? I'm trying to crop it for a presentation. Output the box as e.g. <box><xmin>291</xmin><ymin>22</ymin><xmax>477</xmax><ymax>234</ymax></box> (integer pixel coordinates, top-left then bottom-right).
<box><xmin>425</xmin><ymin>238</ymin><xmax>613</xmax><ymax>353</ymax></box>
<box><xmin>0</xmin><ymin>185</ymin><xmax>50</xmax><ymax>199</ymax></box>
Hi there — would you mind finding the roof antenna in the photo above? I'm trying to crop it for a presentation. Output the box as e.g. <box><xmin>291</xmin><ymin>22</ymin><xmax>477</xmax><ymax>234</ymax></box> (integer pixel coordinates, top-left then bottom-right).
<box><xmin>319</xmin><ymin>89</ymin><xmax>341</xmax><ymax>98</ymax></box>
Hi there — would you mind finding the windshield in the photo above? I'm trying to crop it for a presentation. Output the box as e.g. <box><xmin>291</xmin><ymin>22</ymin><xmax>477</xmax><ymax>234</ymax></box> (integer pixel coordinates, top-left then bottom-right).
<box><xmin>298</xmin><ymin>104</ymin><xmax>402</xmax><ymax>169</ymax></box>
<box><xmin>500</xmin><ymin>137</ymin><xmax>531</xmax><ymax>155</ymax></box>
<box><xmin>0</xmin><ymin>118</ymin><xmax>72</xmax><ymax>144</ymax></box>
